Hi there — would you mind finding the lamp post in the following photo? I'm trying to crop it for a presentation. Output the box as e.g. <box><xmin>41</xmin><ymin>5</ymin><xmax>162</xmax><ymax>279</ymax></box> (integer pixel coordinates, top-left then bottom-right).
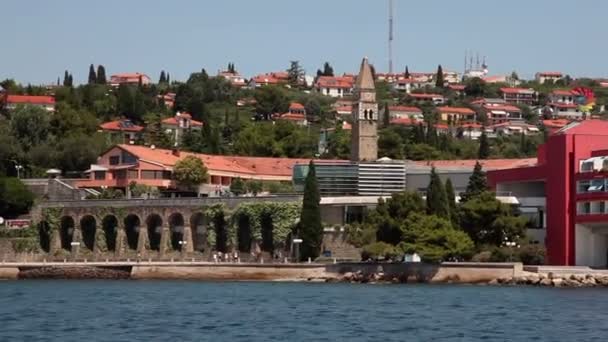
<box><xmin>292</xmin><ymin>238</ymin><xmax>302</xmax><ymax>263</ymax></box>
<box><xmin>178</xmin><ymin>240</ymin><xmax>187</xmax><ymax>259</ymax></box>
<box><xmin>70</xmin><ymin>241</ymin><xmax>81</xmax><ymax>261</ymax></box>
<box><xmin>503</xmin><ymin>240</ymin><xmax>520</xmax><ymax>262</ymax></box>
<box><xmin>10</xmin><ymin>160</ymin><xmax>22</xmax><ymax>179</ymax></box>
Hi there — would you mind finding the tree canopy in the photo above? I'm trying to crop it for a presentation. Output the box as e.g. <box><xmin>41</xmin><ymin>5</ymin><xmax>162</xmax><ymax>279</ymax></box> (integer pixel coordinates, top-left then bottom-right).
<box><xmin>173</xmin><ymin>156</ymin><xmax>209</xmax><ymax>190</ymax></box>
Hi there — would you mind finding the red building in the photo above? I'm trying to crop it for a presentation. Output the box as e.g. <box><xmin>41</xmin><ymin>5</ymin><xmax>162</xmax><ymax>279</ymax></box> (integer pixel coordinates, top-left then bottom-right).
<box><xmin>488</xmin><ymin>120</ymin><xmax>608</xmax><ymax>267</ymax></box>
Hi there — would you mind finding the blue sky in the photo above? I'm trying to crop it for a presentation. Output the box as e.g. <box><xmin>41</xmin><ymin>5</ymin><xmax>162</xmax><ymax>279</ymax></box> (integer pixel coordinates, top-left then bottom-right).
<box><xmin>2</xmin><ymin>0</ymin><xmax>607</xmax><ymax>84</ymax></box>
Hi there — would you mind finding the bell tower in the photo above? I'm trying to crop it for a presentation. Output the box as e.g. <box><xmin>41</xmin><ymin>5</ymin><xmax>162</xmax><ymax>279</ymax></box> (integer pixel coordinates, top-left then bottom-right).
<box><xmin>351</xmin><ymin>57</ymin><xmax>378</xmax><ymax>162</ymax></box>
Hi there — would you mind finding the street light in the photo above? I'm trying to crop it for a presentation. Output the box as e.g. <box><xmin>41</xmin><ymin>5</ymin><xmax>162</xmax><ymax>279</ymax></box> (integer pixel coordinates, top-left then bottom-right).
<box><xmin>9</xmin><ymin>160</ymin><xmax>22</xmax><ymax>179</ymax></box>
<box><xmin>292</xmin><ymin>238</ymin><xmax>302</xmax><ymax>263</ymax></box>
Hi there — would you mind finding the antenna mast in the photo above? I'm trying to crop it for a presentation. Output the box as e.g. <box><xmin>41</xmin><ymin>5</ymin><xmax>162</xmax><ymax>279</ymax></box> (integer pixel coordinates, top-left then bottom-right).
<box><xmin>388</xmin><ymin>0</ymin><xmax>394</xmax><ymax>74</ymax></box>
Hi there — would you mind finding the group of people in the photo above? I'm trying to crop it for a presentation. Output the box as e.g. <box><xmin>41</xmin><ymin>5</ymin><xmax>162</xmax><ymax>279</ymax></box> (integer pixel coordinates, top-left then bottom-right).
<box><xmin>212</xmin><ymin>251</ymin><xmax>240</xmax><ymax>263</ymax></box>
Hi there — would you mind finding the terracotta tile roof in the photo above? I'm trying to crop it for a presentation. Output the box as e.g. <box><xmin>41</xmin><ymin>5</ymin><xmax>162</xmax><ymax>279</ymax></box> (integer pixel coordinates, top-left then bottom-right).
<box><xmin>448</xmin><ymin>84</ymin><xmax>466</xmax><ymax>91</ymax></box>
<box><xmin>161</xmin><ymin>113</ymin><xmax>203</xmax><ymax>127</ymax></box>
<box><xmin>537</xmin><ymin>71</ymin><xmax>562</xmax><ymax>77</ymax></box>
<box><xmin>459</xmin><ymin>123</ymin><xmax>482</xmax><ymax>129</ymax></box>
<box><xmin>289</xmin><ymin>102</ymin><xmax>305</xmax><ymax>110</ymax></box>
<box><xmin>415</xmin><ymin>158</ymin><xmax>537</xmax><ymax>171</ymax></box>
<box><xmin>6</xmin><ymin>95</ymin><xmax>55</xmax><ymax>105</ymax></box>
<box><xmin>315</xmin><ymin>76</ymin><xmax>354</xmax><ymax>89</ymax></box>
<box><xmin>483</xmin><ymin>104</ymin><xmax>521</xmax><ymax>112</ymax></box>
<box><xmin>489</xmin><ymin>122</ymin><xmax>536</xmax><ymax>129</ymax></box>
<box><xmin>278</xmin><ymin>113</ymin><xmax>306</xmax><ymax>122</ymax></box>
<box><xmin>438</xmin><ymin>106</ymin><xmax>475</xmax><ymax>115</ymax></box>
<box><xmin>390</xmin><ymin>118</ymin><xmax>420</xmax><ymax>126</ymax></box>
<box><xmin>252</xmin><ymin>74</ymin><xmax>282</xmax><ymax>84</ymax></box>
<box><xmin>99</xmin><ymin>119</ymin><xmax>144</xmax><ymax>132</ymax></box>
<box><xmin>116</xmin><ymin>144</ymin><xmax>323</xmax><ymax>178</ymax></box>
<box><xmin>541</xmin><ymin>119</ymin><xmax>570</xmax><ymax>128</ymax></box>
<box><xmin>551</xmin><ymin>89</ymin><xmax>574</xmax><ymax>96</ymax></box>
<box><xmin>389</xmin><ymin>105</ymin><xmax>422</xmax><ymax>113</ymax></box>
<box><xmin>336</xmin><ymin>105</ymin><xmax>352</xmax><ymax>114</ymax></box>
<box><xmin>409</xmin><ymin>93</ymin><xmax>443</xmax><ymax>99</ymax></box>
<box><xmin>548</xmin><ymin>102</ymin><xmax>578</xmax><ymax>109</ymax></box>
<box><xmin>500</xmin><ymin>87</ymin><xmax>535</xmax><ymax>94</ymax></box>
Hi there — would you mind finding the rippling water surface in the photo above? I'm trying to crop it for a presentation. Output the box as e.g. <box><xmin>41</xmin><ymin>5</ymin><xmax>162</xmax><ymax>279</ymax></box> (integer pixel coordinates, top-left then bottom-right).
<box><xmin>0</xmin><ymin>280</ymin><xmax>607</xmax><ymax>341</ymax></box>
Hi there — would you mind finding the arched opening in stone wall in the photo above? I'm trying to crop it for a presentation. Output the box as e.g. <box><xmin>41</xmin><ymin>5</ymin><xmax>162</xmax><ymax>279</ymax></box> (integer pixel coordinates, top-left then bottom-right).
<box><xmin>146</xmin><ymin>214</ymin><xmax>163</xmax><ymax>251</ymax></box>
<box><xmin>237</xmin><ymin>214</ymin><xmax>251</xmax><ymax>253</ymax></box>
<box><xmin>260</xmin><ymin>212</ymin><xmax>274</xmax><ymax>254</ymax></box>
<box><xmin>169</xmin><ymin>213</ymin><xmax>185</xmax><ymax>251</ymax></box>
<box><xmin>102</xmin><ymin>215</ymin><xmax>118</xmax><ymax>251</ymax></box>
<box><xmin>124</xmin><ymin>215</ymin><xmax>140</xmax><ymax>250</ymax></box>
<box><xmin>60</xmin><ymin>216</ymin><xmax>75</xmax><ymax>251</ymax></box>
<box><xmin>190</xmin><ymin>213</ymin><xmax>206</xmax><ymax>252</ymax></box>
<box><xmin>214</xmin><ymin>212</ymin><xmax>227</xmax><ymax>253</ymax></box>
<box><xmin>80</xmin><ymin>215</ymin><xmax>97</xmax><ymax>251</ymax></box>
<box><xmin>37</xmin><ymin>221</ymin><xmax>50</xmax><ymax>253</ymax></box>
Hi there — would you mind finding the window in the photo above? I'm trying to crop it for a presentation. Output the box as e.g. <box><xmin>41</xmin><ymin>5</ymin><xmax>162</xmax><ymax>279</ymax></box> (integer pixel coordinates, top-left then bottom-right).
<box><xmin>121</xmin><ymin>152</ymin><xmax>137</xmax><ymax>164</ymax></box>
<box><xmin>577</xmin><ymin>180</ymin><xmax>590</xmax><ymax>193</ymax></box>
<box><xmin>94</xmin><ymin>171</ymin><xmax>106</xmax><ymax>180</ymax></box>
<box><xmin>581</xmin><ymin>161</ymin><xmax>594</xmax><ymax>173</ymax></box>
<box><xmin>109</xmin><ymin>156</ymin><xmax>120</xmax><ymax>165</ymax></box>
<box><xmin>114</xmin><ymin>170</ymin><xmax>126</xmax><ymax>179</ymax></box>
<box><xmin>128</xmin><ymin>170</ymin><xmax>139</xmax><ymax>179</ymax></box>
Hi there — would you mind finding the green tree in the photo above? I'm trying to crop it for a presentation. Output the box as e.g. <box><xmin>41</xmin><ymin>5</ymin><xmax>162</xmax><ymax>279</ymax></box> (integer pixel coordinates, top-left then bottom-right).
<box><xmin>287</xmin><ymin>60</ymin><xmax>304</xmax><ymax>87</ymax></box>
<box><xmin>316</xmin><ymin>62</ymin><xmax>334</xmax><ymax>77</ymax></box>
<box><xmin>88</xmin><ymin>64</ymin><xmax>97</xmax><ymax>84</ymax></box>
<box><xmin>464</xmin><ymin>77</ymin><xmax>486</xmax><ymax>98</ymax></box>
<box><xmin>254</xmin><ymin>85</ymin><xmax>289</xmax><ymax>116</ymax></box>
<box><xmin>246</xmin><ymin>180</ymin><xmax>263</xmax><ymax>196</ymax></box>
<box><xmin>298</xmin><ymin>161</ymin><xmax>323</xmax><ymax>260</ymax></box>
<box><xmin>398</xmin><ymin>213</ymin><xmax>474</xmax><ymax>262</ymax></box>
<box><xmin>459</xmin><ymin>191</ymin><xmax>526</xmax><ymax>246</ymax></box>
<box><xmin>426</xmin><ymin>167</ymin><xmax>449</xmax><ymax>219</ymax></box>
<box><xmin>460</xmin><ymin>162</ymin><xmax>488</xmax><ymax>203</ymax></box>
<box><xmin>230</xmin><ymin>177</ymin><xmax>246</xmax><ymax>196</ymax></box>
<box><xmin>478</xmin><ymin>131</ymin><xmax>490</xmax><ymax>159</ymax></box>
<box><xmin>382</xmin><ymin>102</ymin><xmax>391</xmax><ymax>127</ymax></box>
<box><xmin>96</xmin><ymin>65</ymin><xmax>107</xmax><ymax>84</ymax></box>
<box><xmin>173</xmin><ymin>156</ymin><xmax>209</xmax><ymax>190</ymax></box>
<box><xmin>159</xmin><ymin>71</ymin><xmax>166</xmax><ymax>84</ymax></box>
<box><xmin>435</xmin><ymin>64</ymin><xmax>444</xmax><ymax>88</ymax></box>
<box><xmin>404</xmin><ymin>65</ymin><xmax>410</xmax><ymax>79</ymax></box>
<box><xmin>10</xmin><ymin>105</ymin><xmax>50</xmax><ymax>151</ymax></box>
<box><xmin>378</xmin><ymin>128</ymin><xmax>404</xmax><ymax>159</ymax></box>
<box><xmin>445</xmin><ymin>178</ymin><xmax>457</xmax><ymax>223</ymax></box>
<box><xmin>0</xmin><ymin>177</ymin><xmax>35</xmax><ymax>219</ymax></box>
<box><xmin>367</xmin><ymin>192</ymin><xmax>425</xmax><ymax>245</ymax></box>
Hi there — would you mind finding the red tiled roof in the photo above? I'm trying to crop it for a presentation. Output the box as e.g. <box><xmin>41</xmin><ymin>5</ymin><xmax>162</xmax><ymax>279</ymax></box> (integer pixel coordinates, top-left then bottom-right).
<box><xmin>483</xmin><ymin>104</ymin><xmax>521</xmax><ymax>112</ymax></box>
<box><xmin>6</xmin><ymin>95</ymin><xmax>55</xmax><ymax>105</ymax></box>
<box><xmin>315</xmin><ymin>76</ymin><xmax>354</xmax><ymax>89</ymax></box>
<box><xmin>459</xmin><ymin>123</ymin><xmax>482</xmax><ymax>129</ymax></box>
<box><xmin>448</xmin><ymin>84</ymin><xmax>466</xmax><ymax>91</ymax></box>
<box><xmin>555</xmin><ymin>119</ymin><xmax>608</xmax><ymax>135</ymax></box>
<box><xmin>390</xmin><ymin>118</ymin><xmax>420</xmax><ymax>126</ymax></box>
<box><xmin>416</xmin><ymin>158</ymin><xmax>537</xmax><ymax>171</ymax></box>
<box><xmin>336</xmin><ymin>105</ymin><xmax>352</xmax><ymax>113</ymax></box>
<box><xmin>438</xmin><ymin>106</ymin><xmax>475</xmax><ymax>115</ymax></box>
<box><xmin>489</xmin><ymin>122</ymin><xmax>536</xmax><ymax>129</ymax></box>
<box><xmin>252</xmin><ymin>74</ymin><xmax>282</xmax><ymax>84</ymax></box>
<box><xmin>289</xmin><ymin>102</ymin><xmax>305</xmax><ymax>110</ymax></box>
<box><xmin>161</xmin><ymin>115</ymin><xmax>203</xmax><ymax>127</ymax></box>
<box><xmin>409</xmin><ymin>93</ymin><xmax>444</xmax><ymax>99</ymax></box>
<box><xmin>99</xmin><ymin>120</ymin><xmax>144</xmax><ymax>132</ymax></box>
<box><xmin>389</xmin><ymin>106</ymin><xmax>422</xmax><ymax>113</ymax></box>
<box><xmin>500</xmin><ymin>87</ymin><xmax>535</xmax><ymax>94</ymax></box>
<box><xmin>542</xmin><ymin>119</ymin><xmax>570</xmax><ymax>128</ymax></box>
<box><xmin>537</xmin><ymin>71</ymin><xmax>562</xmax><ymax>77</ymax></box>
<box><xmin>551</xmin><ymin>89</ymin><xmax>574</xmax><ymax>96</ymax></box>
<box><xmin>279</xmin><ymin>113</ymin><xmax>306</xmax><ymax>122</ymax></box>
<box><xmin>434</xmin><ymin>123</ymin><xmax>449</xmax><ymax>130</ymax></box>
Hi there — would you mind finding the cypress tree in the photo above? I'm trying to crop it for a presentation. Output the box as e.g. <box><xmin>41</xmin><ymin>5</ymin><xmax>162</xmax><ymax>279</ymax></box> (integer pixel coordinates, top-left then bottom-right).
<box><xmin>88</xmin><ymin>64</ymin><xmax>97</xmax><ymax>84</ymax></box>
<box><xmin>166</xmin><ymin>72</ymin><xmax>170</xmax><ymax>84</ymax></box>
<box><xmin>323</xmin><ymin>62</ymin><xmax>334</xmax><ymax>77</ymax></box>
<box><xmin>67</xmin><ymin>74</ymin><xmax>73</xmax><ymax>87</ymax></box>
<box><xmin>478</xmin><ymin>131</ymin><xmax>490</xmax><ymax>159</ymax></box>
<box><xmin>56</xmin><ymin>77</ymin><xmax>60</xmax><ymax>86</ymax></box>
<box><xmin>426</xmin><ymin>167</ymin><xmax>450</xmax><ymax>219</ymax></box>
<box><xmin>383</xmin><ymin>102</ymin><xmax>391</xmax><ymax>127</ymax></box>
<box><xmin>435</xmin><ymin>64</ymin><xmax>444</xmax><ymax>88</ymax></box>
<box><xmin>445</xmin><ymin>178</ymin><xmax>457</xmax><ymax>223</ymax></box>
<box><xmin>404</xmin><ymin>65</ymin><xmax>410</xmax><ymax>79</ymax></box>
<box><xmin>159</xmin><ymin>71</ymin><xmax>166</xmax><ymax>84</ymax></box>
<box><xmin>96</xmin><ymin>65</ymin><xmax>107</xmax><ymax>84</ymax></box>
<box><xmin>461</xmin><ymin>161</ymin><xmax>488</xmax><ymax>202</ymax></box>
<box><xmin>63</xmin><ymin>70</ymin><xmax>69</xmax><ymax>86</ymax></box>
<box><xmin>298</xmin><ymin>161</ymin><xmax>322</xmax><ymax>261</ymax></box>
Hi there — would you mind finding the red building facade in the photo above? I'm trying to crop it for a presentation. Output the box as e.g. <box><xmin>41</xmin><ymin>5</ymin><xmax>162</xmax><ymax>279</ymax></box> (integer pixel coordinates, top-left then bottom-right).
<box><xmin>488</xmin><ymin>120</ymin><xmax>608</xmax><ymax>266</ymax></box>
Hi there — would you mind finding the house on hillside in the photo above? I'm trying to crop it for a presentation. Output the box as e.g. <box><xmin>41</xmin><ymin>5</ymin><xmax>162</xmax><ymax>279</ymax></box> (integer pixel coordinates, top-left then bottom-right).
<box><xmin>3</xmin><ymin>95</ymin><xmax>55</xmax><ymax>112</ymax></box>
<box><xmin>535</xmin><ymin>71</ymin><xmax>563</xmax><ymax>84</ymax></box>
<box><xmin>314</xmin><ymin>76</ymin><xmax>355</xmax><ymax>97</ymax></box>
<box><xmin>110</xmin><ymin>73</ymin><xmax>151</xmax><ymax>87</ymax></box>
<box><xmin>408</xmin><ymin>93</ymin><xmax>445</xmax><ymax>105</ymax></box>
<box><xmin>161</xmin><ymin>112</ymin><xmax>203</xmax><ymax>143</ymax></box>
<box><xmin>500</xmin><ymin>87</ymin><xmax>537</xmax><ymax>105</ymax></box>
<box><xmin>276</xmin><ymin>102</ymin><xmax>308</xmax><ymax>126</ymax></box>
<box><xmin>438</xmin><ymin>106</ymin><xmax>476</xmax><ymax>123</ymax></box>
<box><xmin>99</xmin><ymin>119</ymin><xmax>144</xmax><ymax>144</ymax></box>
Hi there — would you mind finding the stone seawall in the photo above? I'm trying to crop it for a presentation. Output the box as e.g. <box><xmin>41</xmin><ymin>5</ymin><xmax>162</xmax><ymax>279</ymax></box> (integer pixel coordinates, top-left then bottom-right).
<box><xmin>0</xmin><ymin>267</ymin><xmax>19</xmax><ymax>280</ymax></box>
<box><xmin>131</xmin><ymin>264</ymin><xmax>331</xmax><ymax>281</ymax></box>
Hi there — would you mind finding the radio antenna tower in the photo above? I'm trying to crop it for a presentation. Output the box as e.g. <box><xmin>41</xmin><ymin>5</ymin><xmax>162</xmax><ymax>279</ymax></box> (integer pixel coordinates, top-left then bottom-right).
<box><xmin>388</xmin><ymin>0</ymin><xmax>394</xmax><ymax>74</ymax></box>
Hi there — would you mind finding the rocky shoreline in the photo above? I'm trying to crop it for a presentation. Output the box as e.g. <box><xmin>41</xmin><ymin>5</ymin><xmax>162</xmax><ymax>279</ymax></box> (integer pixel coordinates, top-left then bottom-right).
<box><xmin>19</xmin><ymin>267</ymin><xmax>131</xmax><ymax>280</ymax></box>
<box><xmin>327</xmin><ymin>271</ymin><xmax>608</xmax><ymax>288</ymax></box>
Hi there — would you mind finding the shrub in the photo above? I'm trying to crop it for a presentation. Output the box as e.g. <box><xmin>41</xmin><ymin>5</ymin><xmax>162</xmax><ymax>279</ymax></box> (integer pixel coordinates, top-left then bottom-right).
<box><xmin>361</xmin><ymin>242</ymin><xmax>399</xmax><ymax>261</ymax></box>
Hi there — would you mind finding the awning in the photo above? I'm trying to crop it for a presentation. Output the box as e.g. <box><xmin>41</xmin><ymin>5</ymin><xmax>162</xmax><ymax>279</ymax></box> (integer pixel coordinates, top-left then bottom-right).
<box><xmin>528</xmin><ymin>127</ymin><xmax>540</xmax><ymax>131</ymax></box>
<box><xmin>84</xmin><ymin>164</ymin><xmax>109</xmax><ymax>173</ymax></box>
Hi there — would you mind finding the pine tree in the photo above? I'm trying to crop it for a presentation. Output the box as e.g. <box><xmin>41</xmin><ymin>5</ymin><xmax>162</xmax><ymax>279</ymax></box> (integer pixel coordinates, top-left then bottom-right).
<box><xmin>63</xmin><ymin>70</ymin><xmax>69</xmax><ymax>86</ymax></box>
<box><xmin>383</xmin><ymin>102</ymin><xmax>391</xmax><ymax>127</ymax></box>
<box><xmin>287</xmin><ymin>61</ymin><xmax>304</xmax><ymax>87</ymax></box>
<box><xmin>445</xmin><ymin>178</ymin><xmax>457</xmax><ymax>223</ymax></box>
<box><xmin>460</xmin><ymin>161</ymin><xmax>488</xmax><ymax>203</ymax></box>
<box><xmin>166</xmin><ymin>72</ymin><xmax>170</xmax><ymax>84</ymax></box>
<box><xmin>323</xmin><ymin>62</ymin><xmax>334</xmax><ymax>77</ymax></box>
<box><xmin>159</xmin><ymin>71</ymin><xmax>166</xmax><ymax>84</ymax></box>
<box><xmin>435</xmin><ymin>64</ymin><xmax>444</xmax><ymax>88</ymax></box>
<box><xmin>88</xmin><ymin>64</ymin><xmax>97</xmax><ymax>84</ymax></box>
<box><xmin>404</xmin><ymin>65</ymin><xmax>410</xmax><ymax>79</ymax></box>
<box><xmin>478</xmin><ymin>131</ymin><xmax>490</xmax><ymax>159</ymax></box>
<box><xmin>298</xmin><ymin>161</ymin><xmax>322</xmax><ymax>261</ymax></box>
<box><xmin>96</xmin><ymin>65</ymin><xmax>107</xmax><ymax>84</ymax></box>
<box><xmin>426</xmin><ymin>167</ymin><xmax>450</xmax><ymax>219</ymax></box>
